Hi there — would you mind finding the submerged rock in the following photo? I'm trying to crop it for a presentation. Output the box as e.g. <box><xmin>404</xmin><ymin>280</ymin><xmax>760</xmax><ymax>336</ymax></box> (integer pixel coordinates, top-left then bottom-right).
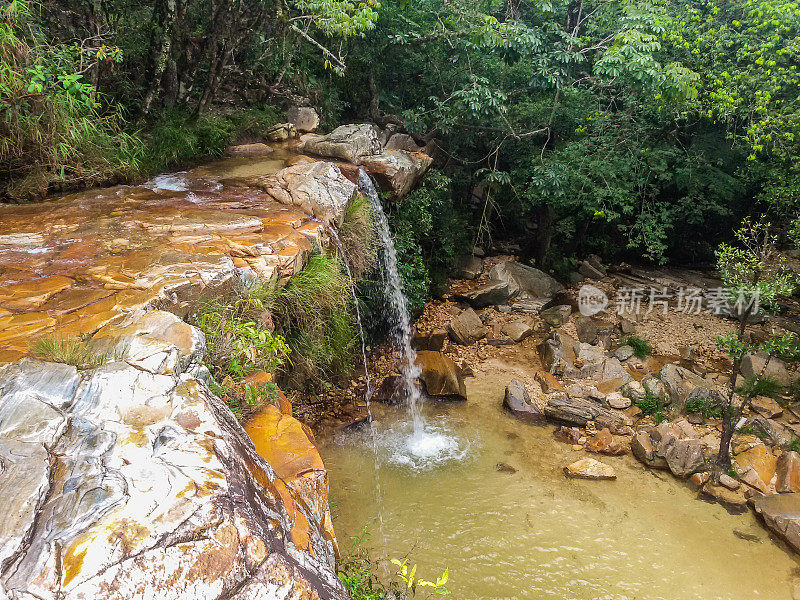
<box><xmin>563</xmin><ymin>457</ymin><xmax>616</xmax><ymax>480</ymax></box>
<box><xmin>752</xmin><ymin>493</ymin><xmax>800</xmax><ymax>552</ymax></box>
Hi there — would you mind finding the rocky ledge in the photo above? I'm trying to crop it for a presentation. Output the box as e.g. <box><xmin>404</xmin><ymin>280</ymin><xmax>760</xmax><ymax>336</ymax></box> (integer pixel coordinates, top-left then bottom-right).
<box><xmin>0</xmin><ymin>136</ymin><xmax>428</xmax><ymax>598</ymax></box>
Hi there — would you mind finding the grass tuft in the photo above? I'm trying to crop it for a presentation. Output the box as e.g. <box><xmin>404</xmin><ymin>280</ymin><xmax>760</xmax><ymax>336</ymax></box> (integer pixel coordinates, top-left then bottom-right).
<box><xmin>29</xmin><ymin>336</ymin><xmax>109</xmax><ymax>369</ymax></box>
<box><xmin>624</xmin><ymin>334</ymin><xmax>652</xmax><ymax>358</ymax></box>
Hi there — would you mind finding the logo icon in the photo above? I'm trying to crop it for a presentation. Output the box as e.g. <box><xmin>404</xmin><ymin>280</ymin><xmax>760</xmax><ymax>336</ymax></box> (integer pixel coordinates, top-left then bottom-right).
<box><xmin>578</xmin><ymin>284</ymin><xmax>608</xmax><ymax>316</ymax></box>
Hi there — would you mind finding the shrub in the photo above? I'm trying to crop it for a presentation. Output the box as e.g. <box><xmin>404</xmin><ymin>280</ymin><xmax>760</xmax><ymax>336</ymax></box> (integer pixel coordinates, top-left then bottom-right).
<box><xmin>624</xmin><ymin>335</ymin><xmax>652</xmax><ymax>358</ymax></box>
<box><xmin>209</xmin><ymin>379</ymin><xmax>279</xmax><ymax>421</ymax></box>
<box><xmin>735</xmin><ymin>375</ymin><xmax>783</xmax><ymax>398</ymax></box>
<box><xmin>684</xmin><ymin>395</ymin><xmax>722</xmax><ymax>418</ymax></box>
<box><xmin>637</xmin><ymin>391</ymin><xmax>665</xmax><ymax>416</ymax></box>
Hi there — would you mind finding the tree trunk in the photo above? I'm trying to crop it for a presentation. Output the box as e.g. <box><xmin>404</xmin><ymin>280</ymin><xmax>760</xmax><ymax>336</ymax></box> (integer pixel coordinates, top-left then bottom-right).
<box><xmin>142</xmin><ymin>0</ymin><xmax>177</xmax><ymax>116</ymax></box>
<box><xmin>533</xmin><ymin>205</ymin><xmax>554</xmax><ymax>267</ymax></box>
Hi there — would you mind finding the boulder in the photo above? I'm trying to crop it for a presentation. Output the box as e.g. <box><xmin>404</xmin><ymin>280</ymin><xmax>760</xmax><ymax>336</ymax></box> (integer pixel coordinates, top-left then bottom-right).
<box><xmin>620</xmin><ymin>380</ymin><xmax>646</xmax><ymax>404</ymax></box>
<box><xmin>287</xmin><ymin>106</ymin><xmax>320</xmax><ymax>132</ymax></box>
<box><xmin>662</xmin><ymin>435</ymin><xmax>706</xmax><ymax>478</ymax></box>
<box><xmin>631</xmin><ymin>430</ymin><xmax>667</xmax><ymax>468</ymax></box>
<box><xmin>302</xmin><ymin>124</ymin><xmax>382</xmax><ymax>163</ymax></box>
<box><xmin>642</xmin><ymin>375</ymin><xmax>669</xmax><ymax>403</ymax></box>
<box><xmin>776</xmin><ymin>451</ymin><xmax>800</xmax><ymax>493</ymax></box>
<box><xmin>537</xmin><ymin>332</ymin><xmax>577</xmax><ymax>375</ymax></box>
<box><xmin>660</xmin><ymin>364</ymin><xmax>713</xmax><ymax>412</ymax></box>
<box><xmin>415</xmin><ymin>350</ymin><xmax>467</xmax><ymax>400</ymax></box>
<box><xmin>741</xmin><ymin>353</ymin><xmax>798</xmax><ymax>385</ymax></box>
<box><xmin>580</xmin><ymin>357</ymin><xmax>633</xmax><ymax>386</ymax></box>
<box><xmin>574</xmin><ymin>342</ymin><xmax>605</xmax><ymax>364</ymax></box>
<box><xmin>752</xmin><ymin>493</ymin><xmax>800</xmax><ymax>553</ymax></box>
<box><xmin>613</xmin><ymin>345</ymin><xmax>634</xmax><ymax>361</ymax></box>
<box><xmin>384</xmin><ymin>133</ymin><xmax>422</xmax><ymax>152</ymax></box>
<box><xmin>701</xmin><ymin>483</ymin><xmax>748</xmax><ymax>513</ymax></box>
<box><xmin>0</xmin><ymin>355</ymin><xmax>344</xmax><ymax>600</ymax></box>
<box><xmin>586</xmin><ymin>428</ymin><xmax>627</xmax><ymax>455</ymax></box>
<box><xmin>501</xmin><ymin>320</ymin><xmax>534</xmax><ymax>343</ymax></box>
<box><xmin>256</xmin><ymin>161</ymin><xmax>356</xmax><ymax>224</ymax></box>
<box><xmin>606</xmin><ymin>392</ymin><xmax>631</xmax><ymax>410</ymax></box>
<box><xmin>374</xmin><ymin>375</ymin><xmax>407</xmax><ymax>404</ymax></box>
<box><xmin>412</xmin><ymin>329</ymin><xmax>448</xmax><ymax>351</ymax></box>
<box><xmin>619</xmin><ymin>317</ymin><xmax>637</xmax><ymax>335</ymax></box>
<box><xmin>447</xmin><ymin>308</ymin><xmax>487</xmax><ymax>345</ymax></box>
<box><xmin>578</xmin><ymin>260</ymin><xmax>605</xmax><ymax>280</ymax></box>
<box><xmin>735</xmin><ymin>444</ymin><xmax>778</xmax><ymax>485</ymax></box>
<box><xmin>265</xmin><ymin>122</ymin><xmax>298</xmax><ymax>141</ymax></box>
<box><xmin>503</xmin><ymin>380</ymin><xmax>545</xmax><ymax>423</ymax></box>
<box><xmin>460</xmin><ymin>280</ymin><xmax>510</xmax><ymax>308</ymax></box>
<box><xmin>358</xmin><ymin>150</ymin><xmax>433</xmax><ymax>198</ymax></box>
<box><xmin>544</xmin><ymin>394</ymin><xmax>628</xmax><ymax>433</ymax></box>
<box><xmin>632</xmin><ymin>423</ymin><xmax>705</xmax><ymax>476</ymax></box>
<box><xmin>575</xmin><ymin>316</ymin><xmax>599</xmax><ymax>344</ymax></box>
<box><xmin>540</xmin><ymin>304</ymin><xmax>572</xmax><ymax>327</ymax></box>
<box><xmin>488</xmin><ymin>260</ymin><xmax>563</xmax><ymax>298</ymax></box>
<box><xmin>751</xmin><ymin>395</ymin><xmax>783</xmax><ymax>419</ymax></box>
<box><xmin>453</xmin><ymin>255</ymin><xmax>483</xmax><ymax>280</ymax></box>
<box><xmin>563</xmin><ymin>458</ymin><xmax>616</xmax><ymax>480</ymax></box>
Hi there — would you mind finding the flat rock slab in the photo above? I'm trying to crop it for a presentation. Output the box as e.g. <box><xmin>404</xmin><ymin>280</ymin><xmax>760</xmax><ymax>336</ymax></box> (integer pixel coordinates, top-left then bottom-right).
<box><xmin>753</xmin><ymin>493</ymin><xmax>800</xmax><ymax>552</ymax></box>
<box><xmin>564</xmin><ymin>458</ymin><xmax>616</xmax><ymax>480</ymax></box>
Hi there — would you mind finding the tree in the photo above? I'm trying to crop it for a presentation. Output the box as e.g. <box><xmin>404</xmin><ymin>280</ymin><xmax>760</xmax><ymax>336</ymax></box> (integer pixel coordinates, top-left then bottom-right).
<box><xmin>713</xmin><ymin>217</ymin><xmax>799</xmax><ymax>472</ymax></box>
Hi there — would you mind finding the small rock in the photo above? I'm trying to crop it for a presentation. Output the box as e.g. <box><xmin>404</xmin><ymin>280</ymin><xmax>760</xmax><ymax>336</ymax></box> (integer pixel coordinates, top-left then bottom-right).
<box><xmin>776</xmin><ymin>451</ymin><xmax>800</xmax><ymax>493</ymax></box>
<box><xmin>503</xmin><ymin>380</ymin><xmax>545</xmax><ymax>423</ymax></box>
<box><xmin>501</xmin><ymin>321</ymin><xmax>534</xmax><ymax>342</ymax></box>
<box><xmin>540</xmin><ymin>304</ymin><xmax>572</xmax><ymax>327</ymax></box>
<box><xmin>554</xmin><ymin>426</ymin><xmax>582</xmax><ymax>444</ymax></box>
<box><xmin>563</xmin><ymin>457</ymin><xmax>616</xmax><ymax>480</ymax></box>
<box><xmin>575</xmin><ymin>316</ymin><xmax>599</xmax><ymax>344</ymax></box>
<box><xmin>619</xmin><ymin>317</ymin><xmax>636</xmax><ymax>335</ymax></box>
<box><xmin>620</xmin><ymin>380</ymin><xmax>646</xmax><ymax>403</ymax></box>
<box><xmin>447</xmin><ymin>308</ymin><xmax>487</xmax><ymax>345</ymax></box>
<box><xmin>607</xmin><ymin>392</ymin><xmax>631</xmax><ymax>410</ymax></box>
<box><xmin>578</xmin><ymin>260</ymin><xmax>605</xmax><ymax>280</ymax></box>
<box><xmin>751</xmin><ymin>396</ymin><xmax>783</xmax><ymax>419</ymax></box>
<box><xmin>496</xmin><ymin>462</ymin><xmax>517</xmax><ymax>474</ymax></box>
<box><xmin>535</xmin><ymin>371</ymin><xmax>565</xmax><ymax>393</ymax></box>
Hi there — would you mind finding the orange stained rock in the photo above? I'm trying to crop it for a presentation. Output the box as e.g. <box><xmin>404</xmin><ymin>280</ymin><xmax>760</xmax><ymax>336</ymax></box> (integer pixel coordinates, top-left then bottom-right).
<box><xmin>241</xmin><ymin>370</ymin><xmax>273</xmax><ymax>387</ymax></box>
<box><xmin>0</xmin><ymin>275</ymin><xmax>73</xmax><ymax>311</ymax></box>
<box><xmin>244</xmin><ymin>405</ymin><xmax>324</xmax><ymax>482</ymax></box>
<box><xmin>735</xmin><ymin>444</ymin><xmax>778</xmax><ymax>485</ymax></box>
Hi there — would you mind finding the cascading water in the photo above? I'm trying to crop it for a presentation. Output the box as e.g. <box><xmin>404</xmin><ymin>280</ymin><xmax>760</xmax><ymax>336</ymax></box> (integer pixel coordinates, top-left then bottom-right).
<box><xmin>355</xmin><ymin>169</ymin><xmax>468</xmax><ymax>471</ymax></box>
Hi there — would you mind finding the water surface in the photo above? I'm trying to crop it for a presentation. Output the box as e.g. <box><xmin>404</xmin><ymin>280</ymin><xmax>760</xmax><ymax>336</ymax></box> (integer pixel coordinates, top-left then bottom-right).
<box><xmin>320</xmin><ymin>360</ymin><xmax>800</xmax><ymax>600</ymax></box>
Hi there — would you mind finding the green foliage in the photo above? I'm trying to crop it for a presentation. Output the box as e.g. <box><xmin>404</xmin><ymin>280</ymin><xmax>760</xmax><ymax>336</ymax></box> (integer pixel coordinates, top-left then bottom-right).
<box><xmin>145</xmin><ymin>108</ymin><xmax>280</xmax><ymax>172</ymax></box>
<box><xmin>637</xmin><ymin>391</ymin><xmax>665</xmax><ymax>416</ymax></box>
<box><xmin>197</xmin><ymin>294</ymin><xmax>291</xmax><ymax>382</ymax></box>
<box><xmin>685</xmin><ymin>395</ymin><xmax>722</xmax><ymax>419</ymax></box>
<box><xmin>735</xmin><ymin>376</ymin><xmax>783</xmax><ymax>400</ymax></box>
<box><xmin>624</xmin><ymin>335</ymin><xmax>652</xmax><ymax>358</ymax></box>
<box><xmin>388</xmin><ymin>170</ymin><xmax>469</xmax><ymax>313</ymax></box>
<box><xmin>791</xmin><ymin>438</ymin><xmax>800</xmax><ymax>453</ymax></box>
<box><xmin>338</xmin><ymin>192</ymin><xmax>379</xmax><ymax>279</ymax></box>
<box><xmin>209</xmin><ymin>378</ymin><xmax>280</xmax><ymax>420</ymax></box>
<box><xmin>0</xmin><ymin>0</ymin><xmax>144</xmax><ymax>200</ymax></box>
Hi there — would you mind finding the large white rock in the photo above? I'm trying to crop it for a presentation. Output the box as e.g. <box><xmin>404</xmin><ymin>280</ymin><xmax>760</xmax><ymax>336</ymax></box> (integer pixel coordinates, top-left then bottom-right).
<box><xmin>257</xmin><ymin>161</ymin><xmax>356</xmax><ymax>225</ymax></box>
<box><xmin>301</xmin><ymin>124</ymin><xmax>382</xmax><ymax>164</ymax></box>
<box><xmin>0</xmin><ymin>313</ymin><xmax>344</xmax><ymax>600</ymax></box>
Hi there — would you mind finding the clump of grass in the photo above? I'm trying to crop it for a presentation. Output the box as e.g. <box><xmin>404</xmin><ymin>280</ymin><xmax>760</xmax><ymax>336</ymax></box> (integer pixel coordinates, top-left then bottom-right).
<box><xmin>272</xmin><ymin>250</ymin><xmax>356</xmax><ymax>387</ymax></box>
<box><xmin>337</xmin><ymin>192</ymin><xmax>379</xmax><ymax>279</ymax></box>
<box><xmin>29</xmin><ymin>336</ymin><xmax>108</xmax><ymax>369</ymax></box>
<box><xmin>735</xmin><ymin>375</ymin><xmax>783</xmax><ymax>398</ymax></box>
<box><xmin>624</xmin><ymin>334</ymin><xmax>652</xmax><ymax>358</ymax></box>
<box><xmin>637</xmin><ymin>391</ymin><xmax>668</xmax><ymax>423</ymax></box>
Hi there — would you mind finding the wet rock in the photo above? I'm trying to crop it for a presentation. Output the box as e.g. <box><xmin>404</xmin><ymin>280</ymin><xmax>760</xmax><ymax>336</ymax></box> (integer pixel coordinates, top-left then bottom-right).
<box><xmin>633</xmin><ymin>423</ymin><xmax>705</xmax><ymax>477</ymax></box>
<box><xmin>375</xmin><ymin>375</ymin><xmax>416</xmax><ymax>404</ymax></box>
<box><xmin>488</xmin><ymin>260</ymin><xmax>563</xmax><ymax>298</ymax></box>
<box><xmin>287</xmin><ymin>106</ymin><xmax>320</xmax><ymax>132</ymax></box>
<box><xmin>496</xmin><ymin>462</ymin><xmax>517</xmax><ymax>474</ymax></box>
<box><xmin>752</xmin><ymin>493</ymin><xmax>800</xmax><ymax>552</ymax></box>
<box><xmin>227</xmin><ymin>143</ymin><xmax>273</xmax><ymax>157</ymax></box>
<box><xmin>575</xmin><ymin>316</ymin><xmax>599</xmax><ymax>344</ymax></box>
<box><xmin>453</xmin><ymin>255</ymin><xmax>483</xmax><ymax>280</ymax></box>
<box><xmin>540</xmin><ymin>304</ymin><xmax>572</xmax><ymax>327</ymax></box>
<box><xmin>302</xmin><ymin>123</ymin><xmax>382</xmax><ymax>163</ymax></box>
<box><xmin>720</xmin><ymin>473</ymin><xmax>741</xmax><ymax>490</ymax></box>
<box><xmin>585</xmin><ymin>428</ymin><xmax>627</xmax><ymax>455</ymax></box>
<box><xmin>740</xmin><ymin>466</ymin><xmax>770</xmax><ymax>494</ymax></box>
<box><xmin>777</xmin><ymin>451</ymin><xmax>800</xmax><ymax>493</ymax></box>
<box><xmin>447</xmin><ymin>308</ymin><xmax>487</xmax><ymax>345</ymax></box>
<box><xmin>503</xmin><ymin>379</ymin><xmax>544</xmax><ymax>423</ymax></box>
<box><xmin>563</xmin><ymin>457</ymin><xmax>616</xmax><ymax>480</ymax></box>
<box><xmin>742</xmin><ymin>353</ymin><xmax>799</xmax><ymax>386</ymax></box>
<box><xmin>415</xmin><ymin>350</ymin><xmax>467</xmax><ymax>400</ymax></box>
<box><xmin>613</xmin><ymin>345</ymin><xmax>634</xmax><ymax>361</ymax></box>
<box><xmin>412</xmin><ymin>329</ymin><xmax>448</xmax><ymax>351</ymax></box>
<box><xmin>701</xmin><ymin>483</ymin><xmax>748</xmax><ymax>513</ymax></box>
<box><xmin>459</xmin><ymin>280</ymin><xmax>510</xmax><ymax>308</ymax></box>
<box><xmin>554</xmin><ymin>426</ymin><xmax>582</xmax><ymax>444</ymax></box>
<box><xmin>632</xmin><ymin>430</ymin><xmax>667</xmax><ymax>468</ymax></box>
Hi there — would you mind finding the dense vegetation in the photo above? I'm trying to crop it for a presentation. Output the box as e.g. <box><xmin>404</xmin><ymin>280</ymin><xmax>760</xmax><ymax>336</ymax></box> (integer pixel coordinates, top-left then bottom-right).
<box><xmin>2</xmin><ymin>0</ymin><xmax>799</xmax><ymax>268</ymax></box>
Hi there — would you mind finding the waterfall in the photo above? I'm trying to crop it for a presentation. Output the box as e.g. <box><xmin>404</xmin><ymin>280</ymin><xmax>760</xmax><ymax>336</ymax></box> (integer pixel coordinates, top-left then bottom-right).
<box><xmin>357</xmin><ymin>169</ymin><xmax>424</xmax><ymax>434</ymax></box>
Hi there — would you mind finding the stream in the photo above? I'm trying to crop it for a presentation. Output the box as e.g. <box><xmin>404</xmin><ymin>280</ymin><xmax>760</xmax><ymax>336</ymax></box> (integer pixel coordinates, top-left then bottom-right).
<box><xmin>320</xmin><ymin>357</ymin><xmax>800</xmax><ymax>600</ymax></box>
